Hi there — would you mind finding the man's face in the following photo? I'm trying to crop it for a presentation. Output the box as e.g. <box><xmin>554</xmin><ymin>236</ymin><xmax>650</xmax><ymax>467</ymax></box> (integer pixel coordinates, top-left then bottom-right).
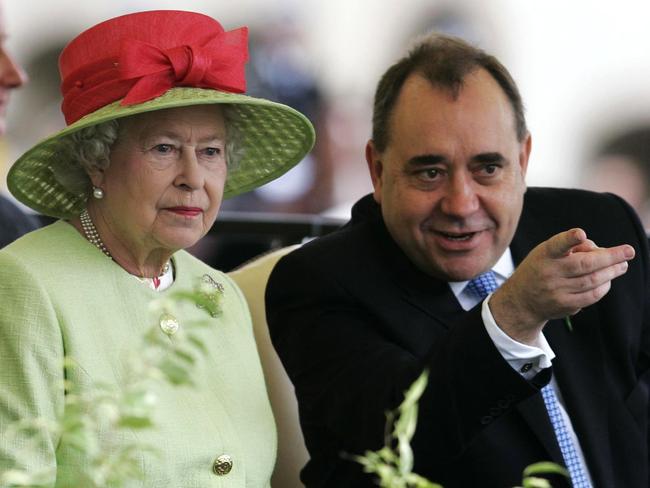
<box><xmin>367</xmin><ymin>69</ymin><xmax>531</xmax><ymax>282</ymax></box>
<box><xmin>0</xmin><ymin>4</ymin><xmax>27</xmax><ymax>135</ymax></box>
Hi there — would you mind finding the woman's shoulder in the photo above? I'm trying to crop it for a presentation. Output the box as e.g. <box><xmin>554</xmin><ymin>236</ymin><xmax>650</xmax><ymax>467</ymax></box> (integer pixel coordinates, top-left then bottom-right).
<box><xmin>0</xmin><ymin>221</ymin><xmax>112</xmax><ymax>288</ymax></box>
<box><xmin>0</xmin><ymin>221</ymin><xmax>78</xmax><ymax>268</ymax></box>
<box><xmin>1</xmin><ymin>220</ymin><xmax>80</xmax><ymax>258</ymax></box>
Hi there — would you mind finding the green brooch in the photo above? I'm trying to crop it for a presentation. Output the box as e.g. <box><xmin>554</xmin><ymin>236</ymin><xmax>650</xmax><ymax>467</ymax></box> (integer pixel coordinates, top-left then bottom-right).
<box><xmin>196</xmin><ymin>274</ymin><xmax>225</xmax><ymax>318</ymax></box>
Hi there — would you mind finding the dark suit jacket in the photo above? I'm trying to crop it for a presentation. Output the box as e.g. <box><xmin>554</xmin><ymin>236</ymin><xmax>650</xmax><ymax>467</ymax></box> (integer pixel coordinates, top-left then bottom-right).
<box><xmin>0</xmin><ymin>194</ymin><xmax>40</xmax><ymax>248</ymax></box>
<box><xmin>266</xmin><ymin>188</ymin><xmax>650</xmax><ymax>488</ymax></box>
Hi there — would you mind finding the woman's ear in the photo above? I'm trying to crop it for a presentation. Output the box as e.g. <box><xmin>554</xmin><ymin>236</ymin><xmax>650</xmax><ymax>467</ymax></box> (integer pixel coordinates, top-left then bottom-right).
<box><xmin>87</xmin><ymin>168</ymin><xmax>105</xmax><ymax>189</ymax></box>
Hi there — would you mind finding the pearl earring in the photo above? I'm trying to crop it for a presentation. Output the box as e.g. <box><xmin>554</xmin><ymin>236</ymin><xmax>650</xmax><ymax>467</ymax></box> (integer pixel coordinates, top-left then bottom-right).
<box><xmin>92</xmin><ymin>187</ymin><xmax>104</xmax><ymax>199</ymax></box>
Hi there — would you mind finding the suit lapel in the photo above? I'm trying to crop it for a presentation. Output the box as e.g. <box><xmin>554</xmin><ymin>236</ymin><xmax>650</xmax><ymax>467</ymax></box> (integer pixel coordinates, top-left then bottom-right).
<box><xmin>511</xmin><ymin>196</ymin><xmax>611</xmax><ymax>486</ymax></box>
<box><xmin>375</xmin><ymin>220</ymin><xmax>466</xmax><ymax>329</ymax></box>
<box><xmin>389</xmin><ymin>261</ymin><xmax>465</xmax><ymax>329</ymax></box>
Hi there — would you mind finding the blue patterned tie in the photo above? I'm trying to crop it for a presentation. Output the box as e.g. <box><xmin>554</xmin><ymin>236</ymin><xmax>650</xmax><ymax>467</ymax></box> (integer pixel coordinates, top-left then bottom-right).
<box><xmin>540</xmin><ymin>383</ymin><xmax>591</xmax><ymax>487</ymax></box>
<box><xmin>466</xmin><ymin>271</ymin><xmax>591</xmax><ymax>488</ymax></box>
<box><xmin>465</xmin><ymin>270</ymin><xmax>499</xmax><ymax>301</ymax></box>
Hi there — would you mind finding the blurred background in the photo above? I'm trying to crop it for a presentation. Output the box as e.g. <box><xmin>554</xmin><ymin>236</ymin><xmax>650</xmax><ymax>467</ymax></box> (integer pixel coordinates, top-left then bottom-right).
<box><xmin>2</xmin><ymin>0</ymin><xmax>650</xmax><ymax>268</ymax></box>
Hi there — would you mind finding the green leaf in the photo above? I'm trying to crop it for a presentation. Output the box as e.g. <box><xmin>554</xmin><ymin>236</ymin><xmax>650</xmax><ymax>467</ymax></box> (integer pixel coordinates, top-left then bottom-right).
<box><xmin>158</xmin><ymin>359</ymin><xmax>193</xmax><ymax>386</ymax></box>
<box><xmin>377</xmin><ymin>447</ymin><xmax>397</xmax><ymax>464</ymax></box>
<box><xmin>186</xmin><ymin>333</ymin><xmax>209</xmax><ymax>355</ymax></box>
<box><xmin>395</xmin><ymin>401</ymin><xmax>419</xmax><ymax>443</ymax></box>
<box><xmin>172</xmin><ymin>347</ymin><xmax>196</xmax><ymax>365</ymax></box>
<box><xmin>396</xmin><ymin>433</ymin><xmax>414</xmax><ymax>475</ymax></box>
<box><xmin>408</xmin><ymin>473</ymin><xmax>444</xmax><ymax>488</ymax></box>
<box><xmin>118</xmin><ymin>415</ymin><xmax>155</xmax><ymax>429</ymax></box>
<box><xmin>564</xmin><ymin>316</ymin><xmax>573</xmax><ymax>332</ymax></box>
<box><xmin>522</xmin><ymin>476</ymin><xmax>553</xmax><ymax>488</ymax></box>
<box><xmin>523</xmin><ymin>461</ymin><xmax>569</xmax><ymax>478</ymax></box>
<box><xmin>1</xmin><ymin>473</ymin><xmax>55</xmax><ymax>487</ymax></box>
<box><xmin>401</xmin><ymin>371</ymin><xmax>429</xmax><ymax>409</ymax></box>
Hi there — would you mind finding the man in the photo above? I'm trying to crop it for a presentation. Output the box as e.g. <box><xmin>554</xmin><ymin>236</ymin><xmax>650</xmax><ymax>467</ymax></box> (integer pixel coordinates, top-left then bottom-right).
<box><xmin>0</xmin><ymin>1</ymin><xmax>36</xmax><ymax>248</ymax></box>
<box><xmin>266</xmin><ymin>34</ymin><xmax>650</xmax><ymax>488</ymax></box>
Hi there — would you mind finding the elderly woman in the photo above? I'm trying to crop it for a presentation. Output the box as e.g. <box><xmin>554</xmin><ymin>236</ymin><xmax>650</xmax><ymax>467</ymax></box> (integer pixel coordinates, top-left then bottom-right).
<box><xmin>0</xmin><ymin>10</ymin><xmax>313</xmax><ymax>487</ymax></box>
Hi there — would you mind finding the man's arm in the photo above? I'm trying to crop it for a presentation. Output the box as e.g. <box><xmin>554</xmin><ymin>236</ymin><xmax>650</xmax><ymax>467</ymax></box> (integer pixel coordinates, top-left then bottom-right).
<box><xmin>266</xmin><ymin>248</ymin><xmax>537</xmax><ymax>482</ymax></box>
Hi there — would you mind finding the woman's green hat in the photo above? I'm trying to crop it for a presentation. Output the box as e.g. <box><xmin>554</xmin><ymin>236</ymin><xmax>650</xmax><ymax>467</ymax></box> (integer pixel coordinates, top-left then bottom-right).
<box><xmin>8</xmin><ymin>10</ymin><xmax>315</xmax><ymax>219</ymax></box>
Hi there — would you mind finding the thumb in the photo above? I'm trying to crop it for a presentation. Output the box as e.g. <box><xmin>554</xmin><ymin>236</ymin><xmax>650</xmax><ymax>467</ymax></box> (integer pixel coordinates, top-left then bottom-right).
<box><xmin>569</xmin><ymin>239</ymin><xmax>599</xmax><ymax>254</ymax></box>
<box><xmin>546</xmin><ymin>228</ymin><xmax>587</xmax><ymax>258</ymax></box>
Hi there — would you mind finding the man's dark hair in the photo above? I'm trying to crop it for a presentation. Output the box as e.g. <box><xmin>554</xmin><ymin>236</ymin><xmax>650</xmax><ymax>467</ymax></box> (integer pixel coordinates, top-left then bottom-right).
<box><xmin>372</xmin><ymin>33</ymin><xmax>527</xmax><ymax>152</ymax></box>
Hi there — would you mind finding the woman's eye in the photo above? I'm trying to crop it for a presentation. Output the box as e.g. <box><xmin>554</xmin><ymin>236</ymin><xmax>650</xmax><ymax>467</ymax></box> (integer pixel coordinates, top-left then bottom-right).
<box><xmin>203</xmin><ymin>147</ymin><xmax>222</xmax><ymax>157</ymax></box>
<box><xmin>154</xmin><ymin>144</ymin><xmax>174</xmax><ymax>154</ymax></box>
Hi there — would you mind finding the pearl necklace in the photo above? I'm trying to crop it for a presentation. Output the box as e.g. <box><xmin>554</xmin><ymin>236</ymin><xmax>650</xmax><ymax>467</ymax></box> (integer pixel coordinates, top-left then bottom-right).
<box><xmin>79</xmin><ymin>209</ymin><xmax>170</xmax><ymax>278</ymax></box>
<box><xmin>80</xmin><ymin>209</ymin><xmax>111</xmax><ymax>258</ymax></box>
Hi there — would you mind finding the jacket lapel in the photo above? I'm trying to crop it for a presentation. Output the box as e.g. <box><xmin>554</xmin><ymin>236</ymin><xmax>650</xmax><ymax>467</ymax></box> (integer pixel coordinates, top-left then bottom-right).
<box><xmin>374</xmin><ymin>216</ymin><xmax>466</xmax><ymax>329</ymax></box>
<box><xmin>511</xmin><ymin>196</ymin><xmax>611</xmax><ymax>486</ymax></box>
<box><xmin>388</xmin><ymin>252</ymin><xmax>465</xmax><ymax>328</ymax></box>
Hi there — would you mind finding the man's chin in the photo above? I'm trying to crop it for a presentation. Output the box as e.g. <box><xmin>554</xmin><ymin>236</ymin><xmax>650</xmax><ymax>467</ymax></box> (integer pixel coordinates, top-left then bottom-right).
<box><xmin>426</xmin><ymin>257</ymin><xmax>495</xmax><ymax>283</ymax></box>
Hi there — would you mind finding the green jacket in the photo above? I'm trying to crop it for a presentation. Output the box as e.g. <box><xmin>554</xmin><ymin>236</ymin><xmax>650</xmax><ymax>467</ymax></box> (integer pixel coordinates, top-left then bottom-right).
<box><xmin>0</xmin><ymin>221</ymin><xmax>275</xmax><ymax>487</ymax></box>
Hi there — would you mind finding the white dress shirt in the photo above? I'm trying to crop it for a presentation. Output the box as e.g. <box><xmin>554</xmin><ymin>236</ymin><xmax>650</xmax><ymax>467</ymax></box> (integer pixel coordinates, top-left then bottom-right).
<box><xmin>449</xmin><ymin>249</ymin><xmax>554</xmax><ymax>380</ymax></box>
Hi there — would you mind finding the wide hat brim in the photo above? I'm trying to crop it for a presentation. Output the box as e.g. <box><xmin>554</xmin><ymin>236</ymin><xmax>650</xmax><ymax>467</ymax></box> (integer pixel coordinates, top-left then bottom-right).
<box><xmin>8</xmin><ymin>86</ymin><xmax>315</xmax><ymax>219</ymax></box>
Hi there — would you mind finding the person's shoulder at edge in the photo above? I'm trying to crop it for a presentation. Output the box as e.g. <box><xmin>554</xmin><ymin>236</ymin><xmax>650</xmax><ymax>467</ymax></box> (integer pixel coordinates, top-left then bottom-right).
<box><xmin>0</xmin><ymin>194</ymin><xmax>40</xmax><ymax>248</ymax></box>
<box><xmin>525</xmin><ymin>185</ymin><xmax>628</xmax><ymax>206</ymax></box>
<box><xmin>524</xmin><ymin>186</ymin><xmax>644</xmax><ymax>231</ymax></box>
<box><xmin>268</xmin><ymin>194</ymin><xmax>380</xmax><ymax>282</ymax></box>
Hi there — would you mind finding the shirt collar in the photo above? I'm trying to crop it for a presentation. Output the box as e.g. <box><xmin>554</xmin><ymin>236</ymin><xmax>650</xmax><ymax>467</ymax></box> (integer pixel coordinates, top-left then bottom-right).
<box><xmin>448</xmin><ymin>248</ymin><xmax>514</xmax><ymax>299</ymax></box>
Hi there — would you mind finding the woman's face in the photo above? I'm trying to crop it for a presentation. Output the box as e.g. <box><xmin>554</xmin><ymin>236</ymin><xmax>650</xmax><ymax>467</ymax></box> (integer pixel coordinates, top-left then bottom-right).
<box><xmin>92</xmin><ymin>105</ymin><xmax>228</xmax><ymax>254</ymax></box>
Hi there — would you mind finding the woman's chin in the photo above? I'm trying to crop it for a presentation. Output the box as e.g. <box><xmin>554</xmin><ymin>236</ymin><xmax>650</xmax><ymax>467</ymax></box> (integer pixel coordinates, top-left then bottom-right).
<box><xmin>154</xmin><ymin>229</ymin><xmax>204</xmax><ymax>252</ymax></box>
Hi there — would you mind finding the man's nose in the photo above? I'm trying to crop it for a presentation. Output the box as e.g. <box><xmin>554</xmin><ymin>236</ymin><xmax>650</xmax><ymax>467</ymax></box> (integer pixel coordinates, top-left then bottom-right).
<box><xmin>0</xmin><ymin>49</ymin><xmax>28</xmax><ymax>89</ymax></box>
<box><xmin>440</xmin><ymin>173</ymin><xmax>479</xmax><ymax>218</ymax></box>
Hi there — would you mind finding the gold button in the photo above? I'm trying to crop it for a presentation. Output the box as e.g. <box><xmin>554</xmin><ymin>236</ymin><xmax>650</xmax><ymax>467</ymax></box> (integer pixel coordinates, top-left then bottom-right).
<box><xmin>212</xmin><ymin>454</ymin><xmax>233</xmax><ymax>475</ymax></box>
<box><xmin>159</xmin><ymin>313</ymin><xmax>179</xmax><ymax>336</ymax></box>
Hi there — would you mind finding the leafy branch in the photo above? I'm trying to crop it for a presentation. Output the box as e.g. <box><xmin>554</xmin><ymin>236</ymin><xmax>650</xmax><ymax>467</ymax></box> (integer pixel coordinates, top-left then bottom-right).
<box><xmin>355</xmin><ymin>371</ymin><xmax>569</xmax><ymax>488</ymax></box>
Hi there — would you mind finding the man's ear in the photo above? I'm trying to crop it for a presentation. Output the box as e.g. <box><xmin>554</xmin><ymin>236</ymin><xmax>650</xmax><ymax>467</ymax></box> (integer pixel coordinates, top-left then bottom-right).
<box><xmin>365</xmin><ymin>140</ymin><xmax>384</xmax><ymax>204</ymax></box>
<box><xmin>518</xmin><ymin>132</ymin><xmax>532</xmax><ymax>179</ymax></box>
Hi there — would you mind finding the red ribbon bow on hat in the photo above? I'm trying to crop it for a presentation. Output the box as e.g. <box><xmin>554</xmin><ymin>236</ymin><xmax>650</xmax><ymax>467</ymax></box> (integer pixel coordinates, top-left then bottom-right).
<box><xmin>117</xmin><ymin>26</ymin><xmax>248</xmax><ymax>106</ymax></box>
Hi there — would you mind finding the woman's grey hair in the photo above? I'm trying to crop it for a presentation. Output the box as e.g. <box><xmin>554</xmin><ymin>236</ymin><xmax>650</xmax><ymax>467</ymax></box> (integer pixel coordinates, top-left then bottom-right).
<box><xmin>54</xmin><ymin>105</ymin><xmax>243</xmax><ymax>197</ymax></box>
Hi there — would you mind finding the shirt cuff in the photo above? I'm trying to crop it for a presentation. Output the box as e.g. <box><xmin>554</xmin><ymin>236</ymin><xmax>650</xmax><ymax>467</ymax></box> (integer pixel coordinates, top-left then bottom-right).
<box><xmin>481</xmin><ymin>294</ymin><xmax>555</xmax><ymax>380</ymax></box>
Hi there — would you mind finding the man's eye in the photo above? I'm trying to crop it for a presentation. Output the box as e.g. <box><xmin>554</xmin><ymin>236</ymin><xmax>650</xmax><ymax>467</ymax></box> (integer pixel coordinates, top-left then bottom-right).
<box><xmin>419</xmin><ymin>168</ymin><xmax>440</xmax><ymax>179</ymax></box>
<box><xmin>483</xmin><ymin>164</ymin><xmax>499</xmax><ymax>175</ymax></box>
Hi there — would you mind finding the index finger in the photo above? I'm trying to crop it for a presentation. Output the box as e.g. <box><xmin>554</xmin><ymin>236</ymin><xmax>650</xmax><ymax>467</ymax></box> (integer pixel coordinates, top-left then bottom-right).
<box><xmin>565</xmin><ymin>243</ymin><xmax>635</xmax><ymax>277</ymax></box>
<box><xmin>546</xmin><ymin>228</ymin><xmax>587</xmax><ymax>258</ymax></box>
